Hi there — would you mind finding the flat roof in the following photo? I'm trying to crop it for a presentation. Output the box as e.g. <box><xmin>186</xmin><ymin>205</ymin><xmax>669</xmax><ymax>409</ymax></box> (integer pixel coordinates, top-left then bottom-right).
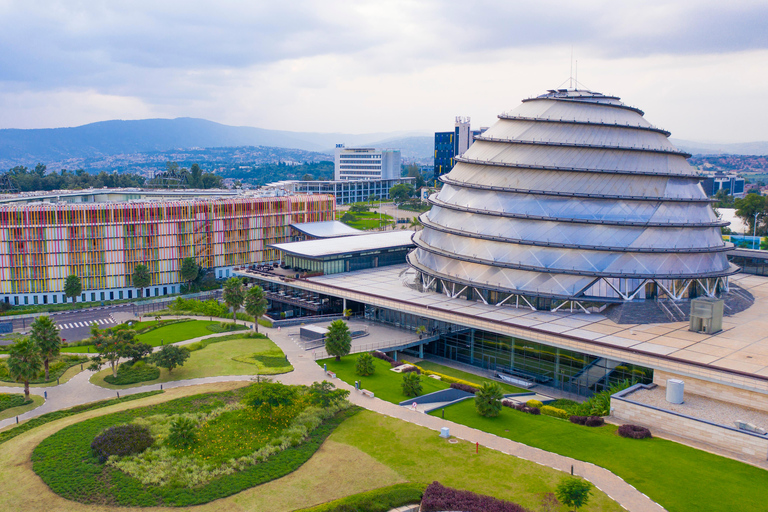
<box><xmin>271</xmin><ymin>230</ymin><xmax>415</xmax><ymax>259</ymax></box>
<box><xmin>235</xmin><ymin>264</ymin><xmax>768</xmax><ymax>395</ymax></box>
<box><xmin>290</xmin><ymin>221</ymin><xmax>364</xmax><ymax>239</ymax></box>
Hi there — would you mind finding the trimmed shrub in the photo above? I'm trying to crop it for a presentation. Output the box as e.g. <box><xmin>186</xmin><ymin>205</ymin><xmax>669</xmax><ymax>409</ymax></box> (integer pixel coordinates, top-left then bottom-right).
<box><xmin>401</xmin><ymin>371</ymin><xmax>422</xmax><ymax>397</ymax></box>
<box><xmin>522</xmin><ymin>406</ymin><xmax>541</xmax><ymax>415</ymax></box>
<box><xmin>541</xmin><ymin>405</ymin><xmax>569</xmax><ymax>419</ymax></box>
<box><xmin>513</xmin><ymin>402</ymin><xmax>526</xmax><ymax>411</ymax></box>
<box><xmin>372</xmin><ymin>351</ymin><xmax>396</xmax><ymax>364</ymax></box>
<box><xmin>569</xmin><ymin>415</ymin><xmax>588</xmax><ymax>425</ymax></box>
<box><xmin>450</xmin><ymin>382</ymin><xmax>478</xmax><ymax>394</ymax></box>
<box><xmin>526</xmin><ymin>399</ymin><xmax>544</xmax><ymax>408</ymax></box>
<box><xmin>618</xmin><ymin>424</ymin><xmax>652</xmax><ymax>439</ymax></box>
<box><xmin>355</xmin><ymin>352</ymin><xmax>376</xmax><ymax>376</ymax></box>
<box><xmin>91</xmin><ymin>424</ymin><xmax>154</xmax><ymax>462</ymax></box>
<box><xmin>104</xmin><ymin>363</ymin><xmax>160</xmax><ymax>385</ymax></box>
<box><xmin>166</xmin><ymin>417</ymin><xmax>198</xmax><ymax>448</ymax></box>
<box><xmin>400</xmin><ymin>365</ymin><xmax>420</xmax><ymax>374</ymax></box>
<box><xmin>475</xmin><ymin>382</ymin><xmax>503</xmax><ymax>418</ymax></box>
<box><xmin>421</xmin><ymin>481</ymin><xmax>527</xmax><ymax>512</ymax></box>
<box><xmin>585</xmin><ymin>416</ymin><xmax>605</xmax><ymax>427</ymax></box>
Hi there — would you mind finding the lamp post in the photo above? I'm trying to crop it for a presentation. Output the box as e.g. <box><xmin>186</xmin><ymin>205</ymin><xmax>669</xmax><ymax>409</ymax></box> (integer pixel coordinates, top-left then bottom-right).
<box><xmin>753</xmin><ymin>212</ymin><xmax>764</xmax><ymax>250</ymax></box>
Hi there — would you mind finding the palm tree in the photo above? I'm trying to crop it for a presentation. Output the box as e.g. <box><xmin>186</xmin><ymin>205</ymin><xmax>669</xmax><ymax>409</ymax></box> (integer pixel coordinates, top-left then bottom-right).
<box><xmin>29</xmin><ymin>316</ymin><xmax>61</xmax><ymax>381</ymax></box>
<box><xmin>223</xmin><ymin>277</ymin><xmax>245</xmax><ymax>323</ymax></box>
<box><xmin>474</xmin><ymin>382</ymin><xmax>504</xmax><ymax>417</ymax></box>
<box><xmin>244</xmin><ymin>285</ymin><xmax>268</xmax><ymax>332</ymax></box>
<box><xmin>7</xmin><ymin>338</ymin><xmax>43</xmax><ymax>399</ymax></box>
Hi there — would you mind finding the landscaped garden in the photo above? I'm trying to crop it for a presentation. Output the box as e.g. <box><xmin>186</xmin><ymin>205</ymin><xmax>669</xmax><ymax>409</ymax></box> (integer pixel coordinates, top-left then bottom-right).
<box><xmin>90</xmin><ymin>333</ymin><xmax>292</xmax><ymax>389</ymax></box>
<box><xmin>31</xmin><ymin>382</ymin><xmax>354</xmax><ymax>506</ymax></box>
<box><xmin>0</xmin><ymin>354</ymin><xmax>87</xmax><ymax>385</ymax></box>
<box><xmin>340</xmin><ymin>211</ymin><xmax>394</xmax><ymax>230</ymax></box>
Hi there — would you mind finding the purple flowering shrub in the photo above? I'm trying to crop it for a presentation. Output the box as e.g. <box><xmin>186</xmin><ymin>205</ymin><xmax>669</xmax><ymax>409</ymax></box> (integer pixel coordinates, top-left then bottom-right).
<box><xmin>91</xmin><ymin>424</ymin><xmax>154</xmax><ymax>462</ymax></box>
<box><xmin>421</xmin><ymin>481</ymin><xmax>530</xmax><ymax>512</ymax></box>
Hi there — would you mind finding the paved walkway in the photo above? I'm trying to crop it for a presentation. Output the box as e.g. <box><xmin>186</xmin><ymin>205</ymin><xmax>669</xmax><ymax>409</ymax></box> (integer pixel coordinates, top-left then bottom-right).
<box><xmin>0</xmin><ymin>319</ymin><xmax>666</xmax><ymax>512</ymax></box>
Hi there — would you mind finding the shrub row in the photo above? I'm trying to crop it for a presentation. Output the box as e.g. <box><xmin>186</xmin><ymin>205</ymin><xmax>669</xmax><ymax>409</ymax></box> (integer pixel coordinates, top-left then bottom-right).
<box><xmin>540</xmin><ymin>405</ymin><xmax>569</xmax><ymax>419</ymax></box>
<box><xmin>618</xmin><ymin>424</ymin><xmax>652</xmax><ymax>439</ymax></box>
<box><xmin>421</xmin><ymin>481</ymin><xmax>528</xmax><ymax>512</ymax></box>
<box><xmin>371</xmin><ymin>351</ymin><xmax>404</xmax><ymax>367</ymax></box>
<box><xmin>206</xmin><ymin>322</ymin><xmax>249</xmax><ymax>333</ymax></box>
<box><xmin>295</xmin><ymin>483</ymin><xmax>426</xmax><ymax>512</ymax></box>
<box><xmin>525</xmin><ymin>399</ymin><xmax>543</xmax><ymax>408</ymax></box>
<box><xmin>0</xmin><ymin>393</ymin><xmax>31</xmax><ymax>412</ymax></box>
<box><xmin>104</xmin><ymin>363</ymin><xmax>161</xmax><ymax>385</ymax></box>
<box><xmin>569</xmin><ymin>415</ymin><xmax>605</xmax><ymax>427</ymax></box>
<box><xmin>503</xmin><ymin>401</ymin><xmax>541</xmax><ymax>415</ymax></box>
<box><xmin>0</xmin><ymin>390</ymin><xmax>163</xmax><ymax>446</ymax></box>
<box><xmin>186</xmin><ymin>332</ymin><xmax>267</xmax><ymax>352</ymax></box>
<box><xmin>400</xmin><ymin>366</ymin><xmax>420</xmax><ymax>374</ymax></box>
<box><xmin>450</xmin><ymin>382</ymin><xmax>478</xmax><ymax>394</ymax></box>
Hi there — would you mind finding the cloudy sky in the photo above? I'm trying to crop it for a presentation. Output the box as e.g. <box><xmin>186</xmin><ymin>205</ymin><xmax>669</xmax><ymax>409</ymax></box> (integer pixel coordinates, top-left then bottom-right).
<box><xmin>0</xmin><ymin>0</ymin><xmax>766</xmax><ymax>142</ymax></box>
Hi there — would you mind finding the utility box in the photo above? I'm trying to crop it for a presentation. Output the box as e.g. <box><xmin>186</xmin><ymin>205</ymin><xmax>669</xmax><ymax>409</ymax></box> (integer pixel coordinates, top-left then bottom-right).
<box><xmin>666</xmin><ymin>379</ymin><xmax>684</xmax><ymax>404</ymax></box>
<box><xmin>689</xmin><ymin>297</ymin><xmax>724</xmax><ymax>334</ymax></box>
<box><xmin>439</xmin><ymin>427</ymin><xmax>450</xmax><ymax>438</ymax></box>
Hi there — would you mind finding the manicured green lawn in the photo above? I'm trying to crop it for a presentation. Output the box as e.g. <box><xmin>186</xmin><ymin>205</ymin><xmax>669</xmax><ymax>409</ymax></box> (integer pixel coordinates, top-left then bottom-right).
<box><xmin>331</xmin><ymin>410</ymin><xmax>622</xmax><ymax>512</ymax></box>
<box><xmin>0</xmin><ymin>394</ymin><xmax>44</xmax><ymax>421</ymax></box>
<box><xmin>91</xmin><ymin>336</ymin><xmax>292</xmax><ymax>389</ymax></box>
<box><xmin>322</xmin><ymin>356</ymin><xmax>460</xmax><ymax>404</ymax></box>
<box><xmin>413</xmin><ymin>360</ymin><xmax>528</xmax><ymax>394</ymax></box>
<box><xmin>432</xmin><ymin>399</ymin><xmax>768</xmax><ymax>512</ymax></box>
<box><xmin>62</xmin><ymin>320</ymin><xmax>224</xmax><ymax>352</ymax></box>
<box><xmin>341</xmin><ymin>212</ymin><xmax>394</xmax><ymax>230</ymax></box>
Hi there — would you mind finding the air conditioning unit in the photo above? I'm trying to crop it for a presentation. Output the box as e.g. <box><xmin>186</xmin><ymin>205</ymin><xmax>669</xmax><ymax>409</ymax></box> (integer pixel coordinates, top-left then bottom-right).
<box><xmin>689</xmin><ymin>297</ymin><xmax>724</xmax><ymax>334</ymax></box>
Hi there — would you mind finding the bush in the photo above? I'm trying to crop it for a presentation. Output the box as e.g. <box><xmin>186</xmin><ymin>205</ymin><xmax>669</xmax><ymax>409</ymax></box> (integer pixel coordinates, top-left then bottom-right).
<box><xmin>401</xmin><ymin>371</ymin><xmax>422</xmax><ymax>397</ymax></box>
<box><xmin>104</xmin><ymin>363</ymin><xmax>160</xmax><ymax>385</ymax></box>
<box><xmin>526</xmin><ymin>399</ymin><xmax>543</xmax><ymax>409</ymax></box>
<box><xmin>618</xmin><ymin>424</ymin><xmax>652</xmax><ymax>439</ymax></box>
<box><xmin>400</xmin><ymin>365</ymin><xmax>420</xmax><ymax>374</ymax></box>
<box><xmin>475</xmin><ymin>382</ymin><xmax>503</xmax><ymax>418</ymax></box>
<box><xmin>91</xmin><ymin>424</ymin><xmax>154</xmax><ymax>462</ymax></box>
<box><xmin>166</xmin><ymin>417</ymin><xmax>198</xmax><ymax>448</ymax></box>
<box><xmin>295</xmin><ymin>483</ymin><xmax>425</xmax><ymax>512</ymax></box>
<box><xmin>522</xmin><ymin>406</ymin><xmax>541</xmax><ymax>415</ymax></box>
<box><xmin>421</xmin><ymin>481</ymin><xmax>527</xmax><ymax>512</ymax></box>
<box><xmin>355</xmin><ymin>353</ymin><xmax>376</xmax><ymax>376</ymax></box>
<box><xmin>0</xmin><ymin>393</ymin><xmax>31</xmax><ymax>412</ymax></box>
<box><xmin>585</xmin><ymin>416</ymin><xmax>605</xmax><ymax>427</ymax></box>
<box><xmin>569</xmin><ymin>415</ymin><xmax>588</xmax><ymax>425</ymax></box>
<box><xmin>541</xmin><ymin>405</ymin><xmax>569</xmax><ymax>419</ymax></box>
<box><xmin>372</xmin><ymin>350</ymin><xmax>396</xmax><ymax>364</ymax></box>
<box><xmin>450</xmin><ymin>382</ymin><xmax>478</xmax><ymax>394</ymax></box>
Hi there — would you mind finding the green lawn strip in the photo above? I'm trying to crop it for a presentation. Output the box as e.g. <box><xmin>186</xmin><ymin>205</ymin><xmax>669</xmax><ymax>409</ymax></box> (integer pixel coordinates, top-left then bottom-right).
<box><xmin>431</xmin><ymin>399</ymin><xmax>768</xmax><ymax>512</ymax></box>
<box><xmin>331</xmin><ymin>410</ymin><xmax>622</xmax><ymax>512</ymax></box>
<box><xmin>0</xmin><ymin>393</ymin><xmax>31</xmax><ymax>412</ymax></box>
<box><xmin>91</xmin><ymin>336</ymin><xmax>290</xmax><ymax>389</ymax></box>
<box><xmin>31</xmin><ymin>388</ymin><xmax>358</xmax><ymax>507</ymax></box>
<box><xmin>412</xmin><ymin>360</ymin><xmax>528</xmax><ymax>394</ymax></box>
<box><xmin>0</xmin><ymin>355</ymin><xmax>88</xmax><ymax>384</ymax></box>
<box><xmin>0</xmin><ymin>394</ymin><xmax>44</xmax><ymax>421</ymax></box>
<box><xmin>295</xmin><ymin>483</ymin><xmax>426</xmax><ymax>512</ymax></box>
<box><xmin>62</xmin><ymin>320</ymin><xmax>224</xmax><ymax>352</ymax></box>
<box><xmin>0</xmin><ymin>391</ymin><xmax>162</xmax><ymax>445</ymax></box>
<box><xmin>321</xmin><ymin>356</ymin><xmax>448</xmax><ymax>403</ymax></box>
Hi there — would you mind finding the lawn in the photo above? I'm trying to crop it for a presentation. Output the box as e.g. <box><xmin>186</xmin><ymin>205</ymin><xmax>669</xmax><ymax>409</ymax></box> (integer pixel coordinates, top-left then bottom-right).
<box><xmin>0</xmin><ymin>394</ymin><xmax>43</xmax><ymax>421</ymax></box>
<box><xmin>0</xmin><ymin>355</ymin><xmax>88</xmax><ymax>385</ymax></box>
<box><xmin>432</xmin><ymin>398</ymin><xmax>768</xmax><ymax>512</ymax></box>
<box><xmin>412</xmin><ymin>360</ymin><xmax>528</xmax><ymax>394</ymax></box>
<box><xmin>62</xmin><ymin>320</ymin><xmax>229</xmax><ymax>352</ymax></box>
<box><xmin>91</xmin><ymin>336</ymin><xmax>292</xmax><ymax>389</ymax></box>
<box><xmin>341</xmin><ymin>211</ymin><xmax>394</xmax><ymax>230</ymax></box>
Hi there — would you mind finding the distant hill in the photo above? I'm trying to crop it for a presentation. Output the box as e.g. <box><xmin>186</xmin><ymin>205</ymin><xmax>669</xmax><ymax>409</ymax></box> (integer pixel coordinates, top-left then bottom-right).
<box><xmin>368</xmin><ymin>136</ymin><xmax>433</xmax><ymax>161</ymax></box>
<box><xmin>0</xmin><ymin>118</ymin><xmax>423</xmax><ymax>169</ymax></box>
<box><xmin>671</xmin><ymin>139</ymin><xmax>768</xmax><ymax>156</ymax></box>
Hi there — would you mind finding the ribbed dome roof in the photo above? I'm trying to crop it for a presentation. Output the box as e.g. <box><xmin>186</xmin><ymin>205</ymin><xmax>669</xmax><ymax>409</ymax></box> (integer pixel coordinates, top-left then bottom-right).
<box><xmin>409</xmin><ymin>89</ymin><xmax>736</xmax><ymax>302</ymax></box>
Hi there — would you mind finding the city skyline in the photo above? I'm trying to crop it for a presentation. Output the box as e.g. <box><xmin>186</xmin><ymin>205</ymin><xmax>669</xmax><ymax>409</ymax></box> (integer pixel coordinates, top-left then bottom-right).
<box><xmin>0</xmin><ymin>1</ymin><xmax>766</xmax><ymax>142</ymax></box>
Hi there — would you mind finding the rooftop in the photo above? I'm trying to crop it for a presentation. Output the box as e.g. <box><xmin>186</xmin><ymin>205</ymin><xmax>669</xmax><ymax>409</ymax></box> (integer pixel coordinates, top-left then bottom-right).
<box><xmin>290</xmin><ymin>221</ymin><xmax>364</xmax><ymax>239</ymax></box>
<box><xmin>271</xmin><ymin>230</ymin><xmax>415</xmax><ymax>259</ymax></box>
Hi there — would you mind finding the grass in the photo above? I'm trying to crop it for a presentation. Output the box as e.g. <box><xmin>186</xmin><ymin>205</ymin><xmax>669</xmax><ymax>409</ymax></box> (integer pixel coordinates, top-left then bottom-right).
<box><xmin>295</xmin><ymin>483</ymin><xmax>426</xmax><ymax>512</ymax></box>
<box><xmin>0</xmin><ymin>355</ymin><xmax>88</xmax><ymax>385</ymax></box>
<box><xmin>61</xmin><ymin>320</ymin><xmax>224</xmax><ymax>352</ymax></box>
<box><xmin>431</xmin><ymin>398</ymin><xmax>768</xmax><ymax>512</ymax></box>
<box><xmin>413</xmin><ymin>360</ymin><xmax>528</xmax><ymax>394</ymax></box>
<box><xmin>341</xmin><ymin>211</ymin><xmax>394</xmax><ymax>230</ymax></box>
<box><xmin>0</xmin><ymin>394</ymin><xmax>43</xmax><ymax>421</ymax></box>
<box><xmin>91</xmin><ymin>336</ymin><xmax>292</xmax><ymax>389</ymax></box>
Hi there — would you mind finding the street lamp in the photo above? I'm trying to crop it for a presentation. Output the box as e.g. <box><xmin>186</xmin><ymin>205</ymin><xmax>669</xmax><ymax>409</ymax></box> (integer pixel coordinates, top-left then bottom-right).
<box><xmin>753</xmin><ymin>212</ymin><xmax>764</xmax><ymax>250</ymax></box>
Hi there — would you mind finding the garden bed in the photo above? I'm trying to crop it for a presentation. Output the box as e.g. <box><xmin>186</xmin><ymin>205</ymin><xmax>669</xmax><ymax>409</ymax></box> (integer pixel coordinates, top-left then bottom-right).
<box><xmin>0</xmin><ymin>354</ymin><xmax>88</xmax><ymax>384</ymax></box>
<box><xmin>31</xmin><ymin>385</ymin><xmax>357</xmax><ymax>507</ymax></box>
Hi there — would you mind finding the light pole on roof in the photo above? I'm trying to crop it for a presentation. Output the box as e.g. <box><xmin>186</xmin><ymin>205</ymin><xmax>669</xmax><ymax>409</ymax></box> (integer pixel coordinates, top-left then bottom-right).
<box><xmin>753</xmin><ymin>212</ymin><xmax>764</xmax><ymax>250</ymax></box>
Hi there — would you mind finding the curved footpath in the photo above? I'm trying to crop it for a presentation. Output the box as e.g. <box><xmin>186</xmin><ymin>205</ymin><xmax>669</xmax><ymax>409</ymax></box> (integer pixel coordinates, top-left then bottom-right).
<box><xmin>0</xmin><ymin>321</ymin><xmax>665</xmax><ymax>512</ymax></box>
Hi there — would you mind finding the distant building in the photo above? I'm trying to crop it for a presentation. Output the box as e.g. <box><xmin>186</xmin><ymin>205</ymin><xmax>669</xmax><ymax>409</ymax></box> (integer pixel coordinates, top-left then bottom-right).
<box><xmin>700</xmin><ymin>173</ymin><xmax>746</xmax><ymax>198</ymax></box>
<box><xmin>433</xmin><ymin>117</ymin><xmax>486</xmax><ymax>184</ymax></box>
<box><xmin>262</xmin><ymin>177</ymin><xmax>415</xmax><ymax>205</ymax></box>
<box><xmin>334</xmin><ymin>145</ymin><xmax>401</xmax><ymax>181</ymax></box>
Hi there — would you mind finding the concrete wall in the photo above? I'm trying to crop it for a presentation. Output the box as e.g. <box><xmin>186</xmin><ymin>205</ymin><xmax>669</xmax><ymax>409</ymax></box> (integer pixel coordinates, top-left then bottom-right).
<box><xmin>654</xmin><ymin>369</ymin><xmax>768</xmax><ymax>413</ymax></box>
<box><xmin>612</xmin><ymin>389</ymin><xmax>768</xmax><ymax>461</ymax></box>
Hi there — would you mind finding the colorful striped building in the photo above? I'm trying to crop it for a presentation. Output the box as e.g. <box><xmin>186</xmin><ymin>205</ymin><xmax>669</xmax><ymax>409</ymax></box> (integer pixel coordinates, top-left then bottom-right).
<box><xmin>0</xmin><ymin>194</ymin><xmax>335</xmax><ymax>305</ymax></box>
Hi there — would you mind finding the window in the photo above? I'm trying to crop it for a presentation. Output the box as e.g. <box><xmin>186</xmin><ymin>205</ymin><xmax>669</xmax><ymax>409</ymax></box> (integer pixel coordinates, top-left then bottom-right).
<box><xmin>163</xmin><ymin>287</ymin><xmax>167</xmax><ymax>295</ymax></box>
<box><xmin>91</xmin><ymin>293</ymin><xmax>96</xmax><ymax>302</ymax></box>
<box><xmin>127</xmin><ymin>290</ymin><xmax>132</xmax><ymax>299</ymax></box>
<box><xmin>154</xmin><ymin>288</ymin><xmax>159</xmax><ymax>296</ymax></box>
<box><xmin>14</xmin><ymin>297</ymin><xmax>18</xmax><ymax>305</ymax></box>
<box><xmin>81</xmin><ymin>293</ymin><xmax>85</xmax><ymax>301</ymax></box>
<box><xmin>110</xmin><ymin>291</ymin><xmax>114</xmax><ymax>300</ymax></box>
<box><xmin>24</xmin><ymin>297</ymin><xmax>28</xmax><ymax>305</ymax></box>
<box><xmin>33</xmin><ymin>296</ymin><xmax>38</xmax><ymax>305</ymax></box>
<box><xmin>119</xmin><ymin>291</ymin><xmax>123</xmax><ymax>299</ymax></box>
<box><xmin>101</xmin><ymin>292</ymin><xmax>105</xmax><ymax>301</ymax></box>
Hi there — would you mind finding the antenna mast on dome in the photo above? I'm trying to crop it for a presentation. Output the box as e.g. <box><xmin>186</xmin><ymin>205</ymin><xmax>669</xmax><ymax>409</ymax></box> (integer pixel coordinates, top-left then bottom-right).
<box><xmin>570</xmin><ymin>46</ymin><xmax>573</xmax><ymax>89</ymax></box>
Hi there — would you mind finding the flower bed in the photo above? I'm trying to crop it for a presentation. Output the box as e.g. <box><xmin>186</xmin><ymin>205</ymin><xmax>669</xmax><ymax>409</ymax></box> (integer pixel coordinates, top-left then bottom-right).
<box><xmin>421</xmin><ymin>481</ymin><xmax>527</xmax><ymax>512</ymax></box>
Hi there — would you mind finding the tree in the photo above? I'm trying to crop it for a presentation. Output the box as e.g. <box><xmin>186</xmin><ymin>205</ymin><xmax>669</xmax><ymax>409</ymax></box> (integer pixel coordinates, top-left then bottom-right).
<box><xmin>223</xmin><ymin>277</ymin><xmax>245</xmax><ymax>323</ymax></box>
<box><xmin>88</xmin><ymin>327</ymin><xmax>136</xmax><ymax>378</ymax></box>
<box><xmin>734</xmin><ymin>193</ymin><xmax>767</xmax><ymax>235</ymax></box>
<box><xmin>7</xmin><ymin>338</ymin><xmax>43</xmax><ymax>399</ymax></box>
<box><xmin>475</xmin><ymin>382</ymin><xmax>504</xmax><ymax>417</ymax></box>
<box><xmin>151</xmin><ymin>344</ymin><xmax>190</xmax><ymax>373</ymax></box>
<box><xmin>355</xmin><ymin>352</ymin><xmax>375</xmax><ymax>376</ymax></box>
<box><xmin>389</xmin><ymin>183</ymin><xmax>415</xmax><ymax>204</ymax></box>
<box><xmin>555</xmin><ymin>478</ymin><xmax>592</xmax><ymax>511</ymax></box>
<box><xmin>340</xmin><ymin>212</ymin><xmax>357</xmax><ymax>223</ymax></box>
<box><xmin>307</xmin><ymin>380</ymin><xmax>350</xmax><ymax>407</ymax></box>
<box><xmin>244</xmin><ymin>285</ymin><xmax>268</xmax><ymax>332</ymax></box>
<box><xmin>29</xmin><ymin>316</ymin><xmax>61</xmax><ymax>381</ymax></box>
<box><xmin>302</xmin><ymin>173</ymin><xmax>313</xmax><ymax>181</ymax></box>
<box><xmin>349</xmin><ymin>203</ymin><xmax>370</xmax><ymax>213</ymax></box>
<box><xmin>133</xmin><ymin>264</ymin><xmax>151</xmax><ymax>296</ymax></box>
<box><xmin>325</xmin><ymin>320</ymin><xmax>351</xmax><ymax>361</ymax></box>
<box><xmin>243</xmin><ymin>381</ymin><xmax>299</xmax><ymax>411</ymax></box>
<box><xmin>189</xmin><ymin>163</ymin><xmax>203</xmax><ymax>188</ymax></box>
<box><xmin>401</xmin><ymin>371</ymin><xmax>422</xmax><ymax>397</ymax></box>
<box><xmin>180</xmin><ymin>257</ymin><xmax>199</xmax><ymax>289</ymax></box>
<box><xmin>122</xmin><ymin>342</ymin><xmax>153</xmax><ymax>364</ymax></box>
<box><xmin>64</xmin><ymin>274</ymin><xmax>82</xmax><ymax>303</ymax></box>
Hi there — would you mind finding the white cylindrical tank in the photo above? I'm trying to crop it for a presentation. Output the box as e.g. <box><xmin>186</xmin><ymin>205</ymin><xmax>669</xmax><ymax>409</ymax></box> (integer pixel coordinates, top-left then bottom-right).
<box><xmin>666</xmin><ymin>379</ymin><xmax>684</xmax><ymax>404</ymax></box>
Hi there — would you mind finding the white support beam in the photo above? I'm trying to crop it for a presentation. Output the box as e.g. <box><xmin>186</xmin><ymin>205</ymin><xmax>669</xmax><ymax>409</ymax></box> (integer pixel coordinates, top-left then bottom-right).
<box><xmin>473</xmin><ymin>287</ymin><xmax>488</xmax><ymax>305</ymax></box>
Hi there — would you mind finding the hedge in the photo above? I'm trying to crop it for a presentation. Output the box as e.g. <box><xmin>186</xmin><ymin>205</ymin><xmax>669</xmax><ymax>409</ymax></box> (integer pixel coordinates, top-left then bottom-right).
<box><xmin>541</xmin><ymin>405</ymin><xmax>568</xmax><ymax>419</ymax></box>
<box><xmin>421</xmin><ymin>481</ymin><xmax>527</xmax><ymax>512</ymax></box>
<box><xmin>618</xmin><ymin>424</ymin><xmax>652</xmax><ymax>439</ymax></box>
<box><xmin>295</xmin><ymin>483</ymin><xmax>426</xmax><ymax>512</ymax></box>
<box><xmin>104</xmin><ymin>363</ymin><xmax>161</xmax><ymax>385</ymax></box>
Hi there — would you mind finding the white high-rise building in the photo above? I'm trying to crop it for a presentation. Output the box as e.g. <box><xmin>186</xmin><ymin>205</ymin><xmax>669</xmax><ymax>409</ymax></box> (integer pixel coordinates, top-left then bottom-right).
<box><xmin>334</xmin><ymin>145</ymin><xmax>401</xmax><ymax>181</ymax></box>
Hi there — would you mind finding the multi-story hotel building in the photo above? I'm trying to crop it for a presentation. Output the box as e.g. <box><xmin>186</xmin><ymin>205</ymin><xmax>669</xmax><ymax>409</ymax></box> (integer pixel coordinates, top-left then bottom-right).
<box><xmin>334</xmin><ymin>145</ymin><xmax>401</xmax><ymax>181</ymax></box>
<box><xmin>0</xmin><ymin>192</ymin><xmax>335</xmax><ymax>306</ymax></box>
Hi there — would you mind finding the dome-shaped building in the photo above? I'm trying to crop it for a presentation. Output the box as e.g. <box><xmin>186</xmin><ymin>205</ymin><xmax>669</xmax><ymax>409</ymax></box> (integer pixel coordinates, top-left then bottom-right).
<box><xmin>408</xmin><ymin>89</ymin><xmax>737</xmax><ymax>310</ymax></box>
